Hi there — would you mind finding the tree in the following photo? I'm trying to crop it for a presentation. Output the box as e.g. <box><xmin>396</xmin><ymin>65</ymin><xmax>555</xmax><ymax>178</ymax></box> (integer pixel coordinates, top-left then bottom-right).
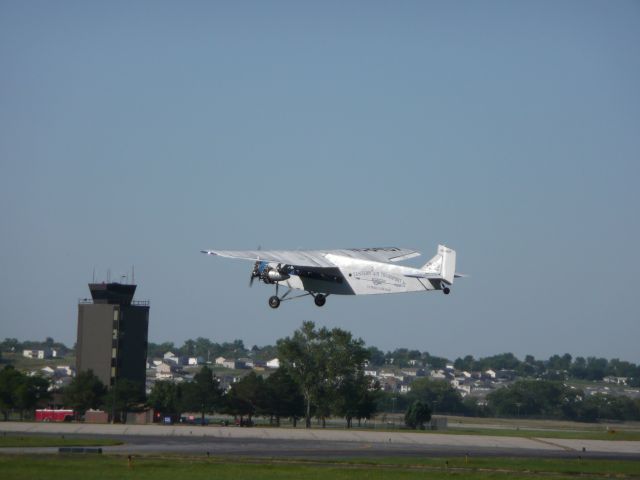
<box><xmin>147</xmin><ymin>342</ymin><xmax>176</xmax><ymax>359</ymax></box>
<box><xmin>334</xmin><ymin>374</ymin><xmax>379</xmax><ymax>428</ymax></box>
<box><xmin>405</xmin><ymin>400</ymin><xmax>431</xmax><ymax>429</ymax></box>
<box><xmin>367</xmin><ymin>346</ymin><xmax>385</xmax><ymax>366</ymax></box>
<box><xmin>62</xmin><ymin>370</ymin><xmax>107</xmax><ymax>418</ymax></box>
<box><xmin>181</xmin><ymin>366</ymin><xmax>223</xmax><ymax>425</ymax></box>
<box><xmin>407</xmin><ymin>378</ymin><xmax>464</xmax><ymax>414</ymax></box>
<box><xmin>277</xmin><ymin>321</ymin><xmax>369</xmax><ymax>428</ymax></box>
<box><xmin>0</xmin><ymin>366</ymin><xmax>26</xmax><ymax>420</ymax></box>
<box><xmin>487</xmin><ymin>380</ymin><xmax>571</xmax><ymax>417</ymax></box>
<box><xmin>105</xmin><ymin>379</ymin><xmax>145</xmax><ymax>423</ymax></box>
<box><xmin>277</xmin><ymin>322</ymin><xmax>325</xmax><ymax>428</ymax></box>
<box><xmin>225</xmin><ymin>371</ymin><xmax>265</xmax><ymax>425</ymax></box>
<box><xmin>181</xmin><ymin>339</ymin><xmax>197</xmax><ymax>357</ymax></box>
<box><xmin>262</xmin><ymin>368</ymin><xmax>304</xmax><ymax>426</ymax></box>
<box><xmin>148</xmin><ymin>381</ymin><xmax>182</xmax><ymax>415</ymax></box>
<box><xmin>1</xmin><ymin>338</ymin><xmax>20</xmax><ymax>353</ymax></box>
<box><xmin>15</xmin><ymin>376</ymin><xmax>50</xmax><ymax>420</ymax></box>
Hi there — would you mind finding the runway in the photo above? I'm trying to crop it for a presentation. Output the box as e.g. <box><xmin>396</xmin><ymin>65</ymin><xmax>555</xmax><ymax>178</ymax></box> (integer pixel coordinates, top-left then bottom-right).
<box><xmin>1</xmin><ymin>422</ymin><xmax>639</xmax><ymax>460</ymax></box>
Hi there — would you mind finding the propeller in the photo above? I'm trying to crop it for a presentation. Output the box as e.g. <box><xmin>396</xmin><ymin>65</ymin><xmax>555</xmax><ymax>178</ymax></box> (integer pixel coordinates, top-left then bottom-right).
<box><xmin>249</xmin><ymin>246</ymin><xmax>262</xmax><ymax>287</ymax></box>
<box><xmin>249</xmin><ymin>262</ymin><xmax>260</xmax><ymax>287</ymax></box>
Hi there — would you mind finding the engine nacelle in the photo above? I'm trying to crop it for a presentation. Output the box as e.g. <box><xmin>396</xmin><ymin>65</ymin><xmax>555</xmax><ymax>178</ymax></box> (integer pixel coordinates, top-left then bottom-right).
<box><xmin>261</xmin><ymin>266</ymin><xmax>290</xmax><ymax>283</ymax></box>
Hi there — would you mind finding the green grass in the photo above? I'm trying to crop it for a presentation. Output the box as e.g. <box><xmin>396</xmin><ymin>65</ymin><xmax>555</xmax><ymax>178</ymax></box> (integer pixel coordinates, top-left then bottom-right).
<box><xmin>0</xmin><ymin>435</ymin><xmax>122</xmax><ymax>448</ymax></box>
<box><xmin>0</xmin><ymin>455</ymin><xmax>638</xmax><ymax>480</ymax></box>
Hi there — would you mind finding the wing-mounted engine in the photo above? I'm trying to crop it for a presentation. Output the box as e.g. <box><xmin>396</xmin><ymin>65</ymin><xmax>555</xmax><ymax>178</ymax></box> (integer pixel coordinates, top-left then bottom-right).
<box><xmin>250</xmin><ymin>261</ymin><xmax>291</xmax><ymax>286</ymax></box>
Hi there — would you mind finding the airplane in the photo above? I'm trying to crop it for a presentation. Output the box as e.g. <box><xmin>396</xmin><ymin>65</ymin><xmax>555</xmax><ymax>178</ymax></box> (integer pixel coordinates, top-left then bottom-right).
<box><xmin>201</xmin><ymin>245</ymin><xmax>462</xmax><ymax>309</ymax></box>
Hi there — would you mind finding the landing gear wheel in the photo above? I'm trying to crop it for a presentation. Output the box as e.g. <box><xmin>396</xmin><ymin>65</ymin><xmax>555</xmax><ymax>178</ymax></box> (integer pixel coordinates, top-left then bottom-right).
<box><xmin>443</xmin><ymin>287</ymin><xmax>451</xmax><ymax>295</ymax></box>
<box><xmin>314</xmin><ymin>294</ymin><xmax>326</xmax><ymax>307</ymax></box>
<box><xmin>268</xmin><ymin>296</ymin><xmax>281</xmax><ymax>308</ymax></box>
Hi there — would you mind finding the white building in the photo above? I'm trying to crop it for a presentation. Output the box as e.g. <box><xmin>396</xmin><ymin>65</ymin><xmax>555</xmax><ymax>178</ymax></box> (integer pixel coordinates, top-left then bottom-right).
<box><xmin>187</xmin><ymin>357</ymin><xmax>203</xmax><ymax>366</ymax></box>
<box><xmin>266</xmin><ymin>358</ymin><xmax>280</xmax><ymax>369</ymax></box>
<box><xmin>23</xmin><ymin>349</ymin><xmax>52</xmax><ymax>359</ymax></box>
<box><xmin>156</xmin><ymin>362</ymin><xmax>176</xmax><ymax>380</ymax></box>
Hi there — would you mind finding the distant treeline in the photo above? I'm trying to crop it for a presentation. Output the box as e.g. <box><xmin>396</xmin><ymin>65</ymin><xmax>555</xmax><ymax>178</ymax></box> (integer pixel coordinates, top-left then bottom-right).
<box><xmin>0</xmin><ymin>337</ymin><xmax>72</xmax><ymax>356</ymax></box>
<box><xmin>2</xmin><ymin>337</ymin><xmax>639</xmax><ymax>385</ymax></box>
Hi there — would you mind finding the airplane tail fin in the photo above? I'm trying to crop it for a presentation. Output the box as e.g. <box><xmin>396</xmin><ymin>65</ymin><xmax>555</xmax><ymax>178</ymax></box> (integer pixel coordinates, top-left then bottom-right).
<box><xmin>421</xmin><ymin>244</ymin><xmax>457</xmax><ymax>285</ymax></box>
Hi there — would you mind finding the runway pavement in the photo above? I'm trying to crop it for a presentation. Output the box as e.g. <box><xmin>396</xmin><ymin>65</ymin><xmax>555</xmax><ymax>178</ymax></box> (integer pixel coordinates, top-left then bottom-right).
<box><xmin>1</xmin><ymin>422</ymin><xmax>639</xmax><ymax>460</ymax></box>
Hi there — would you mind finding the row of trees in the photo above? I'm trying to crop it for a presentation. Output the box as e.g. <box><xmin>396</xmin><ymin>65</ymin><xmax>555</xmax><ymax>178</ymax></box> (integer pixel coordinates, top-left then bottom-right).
<box><xmin>0</xmin><ymin>337</ymin><xmax>72</xmax><ymax>356</ymax></box>
<box><xmin>151</xmin><ymin>323</ymin><xmax>380</xmax><ymax>429</ymax></box>
<box><xmin>453</xmin><ymin>353</ymin><xmax>640</xmax><ymax>384</ymax></box>
<box><xmin>37</xmin><ymin>322</ymin><xmax>377</xmax><ymax>428</ymax></box>
<box><xmin>149</xmin><ymin>368</ymin><xmax>304</xmax><ymax>426</ymax></box>
<box><xmin>0</xmin><ymin>366</ymin><xmax>50</xmax><ymax>420</ymax></box>
<box><xmin>487</xmin><ymin>380</ymin><xmax>640</xmax><ymax>422</ymax></box>
<box><xmin>384</xmin><ymin>377</ymin><xmax>640</xmax><ymax>423</ymax></box>
<box><xmin>5</xmin><ymin>336</ymin><xmax>639</xmax><ymax>386</ymax></box>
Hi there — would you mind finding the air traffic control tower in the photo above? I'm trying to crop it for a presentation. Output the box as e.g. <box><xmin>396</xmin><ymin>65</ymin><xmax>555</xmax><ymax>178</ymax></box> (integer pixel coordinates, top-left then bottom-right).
<box><xmin>76</xmin><ymin>283</ymin><xmax>149</xmax><ymax>392</ymax></box>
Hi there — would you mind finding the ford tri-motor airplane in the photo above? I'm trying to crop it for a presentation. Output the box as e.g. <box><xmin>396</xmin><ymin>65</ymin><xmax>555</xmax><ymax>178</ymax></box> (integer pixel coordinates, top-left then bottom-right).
<box><xmin>202</xmin><ymin>245</ymin><xmax>462</xmax><ymax>308</ymax></box>
<box><xmin>201</xmin><ymin>245</ymin><xmax>461</xmax><ymax>309</ymax></box>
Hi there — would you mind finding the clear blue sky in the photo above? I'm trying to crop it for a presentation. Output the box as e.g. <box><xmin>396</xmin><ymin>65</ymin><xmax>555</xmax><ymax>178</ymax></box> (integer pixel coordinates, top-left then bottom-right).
<box><xmin>1</xmin><ymin>1</ymin><xmax>639</xmax><ymax>362</ymax></box>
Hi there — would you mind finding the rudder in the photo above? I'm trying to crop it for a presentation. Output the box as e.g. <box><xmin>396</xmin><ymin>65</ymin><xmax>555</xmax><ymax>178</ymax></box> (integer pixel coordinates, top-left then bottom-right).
<box><xmin>422</xmin><ymin>245</ymin><xmax>456</xmax><ymax>285</ymax></box>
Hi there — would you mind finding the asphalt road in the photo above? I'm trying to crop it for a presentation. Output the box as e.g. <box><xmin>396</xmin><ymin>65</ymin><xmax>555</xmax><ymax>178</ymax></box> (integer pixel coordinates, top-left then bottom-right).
<box><xmin>1</xmin><ymin>422</ymin><xmax>639</xmax><ymax>460</ymax></box>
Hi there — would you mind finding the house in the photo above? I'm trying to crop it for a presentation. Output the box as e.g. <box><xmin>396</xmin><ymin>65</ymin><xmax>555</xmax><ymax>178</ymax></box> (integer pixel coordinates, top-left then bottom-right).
<box><xmin>430</xmin><ymin>369</ymin><xmax>449</xmax><ymax>379</ymax></box>
<box><xmin>215</xmin><ymin>356</ymin><xmax>227</xmax><ymax>366</ymax></box>
<box><xmin>456</xmin><ymin>384</ymin><xmax>472</xmax><ymax>396</ymax></box>
<box><xmin>222</xmin><ymin>359</ymin><xmax>238</xmax><ymax>369</ymax></box>
<box><xmin>23</xmin><ymin>349</ymin><xmax>52</xmax><ymax>360</ymax></box>
<box><xmin>40</xmin><ymin>366</ymin><xmax>55</xmax><ymax>376</ymax></box>
<box><xmin>400</xmin><ymin>384</ymin><xmax>412</xmax><ymax>394</ymax></box>
<box><xmin>155</xmin><ymin>362</ymin><xmax>176</xmax><ymax>380</ymax></box>
<box><xmin>187</xmin><ymin>357</ymin><xmax>204</xmax><ymax>366</ymax></box>
<box><xmin>379</xmin><ymin>377</ymin><xmax>401</xmax><ymax>393</ymax></box>
<box><xmin>496</xmin><ymin>369</ymin><xmax>516</xmax><ymax>381</ymax></box>
<box><xmin>364</xmin><ymin>369</ymin><xmax>378</xmax><ymax>377</ymax></box>
<box><xmin>450</xmin><ymin>376</ymin><xmax>468</xmax><ymax>389</ymax></box>
<box><xmin>163</xmin><ymin>352</ymin><xmax>186</xmax><ymax>366</ymax></box>
<box><xmin>266</xmin><ymin>358</ymin><xmax>280</xmax><ymax>369</ymax></box>
<box><xmin>54</xmin><ymin>366</ymin><xmax>74</xmax><ymax>377</ymax></box>
<box><xmin>603</xmin><ymin>376</ymin><xmax>628</xmax><ymax>385</ymax></box>
<box><xmin>484</xmin><ymin>369</ymin><xmax>497</xmax><ymax>379</ymax></box>
<box><xmin>237</xmin><ymin>357</ymin><xmax>253</xmax><ymax>368</ymax></box>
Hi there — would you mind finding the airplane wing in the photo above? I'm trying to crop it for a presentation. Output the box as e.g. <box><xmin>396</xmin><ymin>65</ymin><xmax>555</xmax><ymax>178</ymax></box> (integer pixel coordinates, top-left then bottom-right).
<box><xmin>201</xmin><ymin>247</ymin><xmax>420</xmax><ymax>268</ymax></box>
<box><xmin>201</xmin><ymin>249</ymin><xmax>336</xmax><ymax>268</ymax></box>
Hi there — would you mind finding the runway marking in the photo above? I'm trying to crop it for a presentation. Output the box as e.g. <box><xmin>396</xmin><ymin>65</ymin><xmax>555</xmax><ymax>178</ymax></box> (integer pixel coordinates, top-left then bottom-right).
<box><xmin>530</xmin><ymin>437</ymin><xmax>575</xmax><ymax>452</ymax></box>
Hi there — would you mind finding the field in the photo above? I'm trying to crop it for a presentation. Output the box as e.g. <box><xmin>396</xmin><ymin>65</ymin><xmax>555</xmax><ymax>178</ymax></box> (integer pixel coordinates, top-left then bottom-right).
<box><xmin>0</xmin><ymin>454</ymin><xmax>639</xmax><ymax>480</ymax></box>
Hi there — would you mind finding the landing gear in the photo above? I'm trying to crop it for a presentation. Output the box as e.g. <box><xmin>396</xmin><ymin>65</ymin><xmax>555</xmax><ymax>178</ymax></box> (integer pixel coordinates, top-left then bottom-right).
<box><xmin>267</xmin><ymin>283</ymin><xmax>328</xmax><ymax>308</ymax></box>
<box><xmin>442</xmin><ymin>287</ymin><xmax>451</xmax><ymax>295</ymax></box>
<box><xmin>268</xmin><ymin>296</ymin><xmax>281</xmax><ymax>308</ymax></box>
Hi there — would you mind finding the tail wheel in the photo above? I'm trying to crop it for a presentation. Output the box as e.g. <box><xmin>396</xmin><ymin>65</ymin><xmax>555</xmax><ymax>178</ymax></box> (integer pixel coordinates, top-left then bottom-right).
<box><xmin>268</xmin><ymin>296</ymin><xmax>281</xmax><ymax>308</ymax></box>
<box><xmin>314</xmin><ymin>294</ymin><xmax>326</xmax><ymax>307</ymax></box>
<box><xmin>443</xmin><ymin>287</ymin><xmax>451</xmax><ymax>295</ymax></box>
